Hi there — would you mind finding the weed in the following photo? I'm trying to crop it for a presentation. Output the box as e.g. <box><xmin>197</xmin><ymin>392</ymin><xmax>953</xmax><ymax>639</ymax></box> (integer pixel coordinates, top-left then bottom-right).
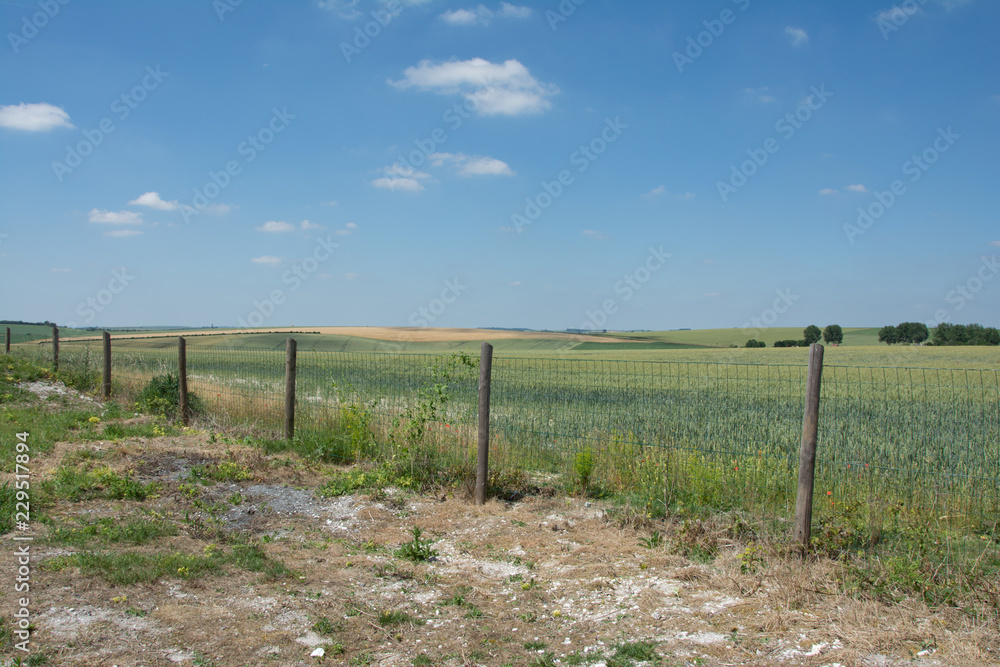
<box><xmin>395</xmin><ymin>526</ymin><xmax>438</xmax><ymax>563</ymax></box>
<box><xmin>524</xmin><ymin>640</ymin><xmax>546</xmax><ymax>650</ymax></box>
<box><xmin>378</xmin><ymin>609</ymin><xmax>418</xmax><ymax>626</ymax></box>
<box><xmin>607</xmin><ymin>641</ymin><xmax>658</xmax><ymax>667</ymax></box>
<box><xmin>312</xmin><ymin>616</ymin><xmax>342</xmax><ymax>636</ymax></box>
<box><xmin>135</xmin><ymin>374</ymin><xmax>203</xmax><ymax>420</ymax></box>
<box><xmin>638</xmin><ymin>530</ymin><xmax>663</xmax><ymax>549</ymax></box>
<box><xmin>574</xmin><ymin>447</ymin><xmax>594</xmax><ymax>495</ymax></box>
<box><xmin>528</xmin><ymin>653</ymin><xmax>556</xmax><ymax>667</ymax></box>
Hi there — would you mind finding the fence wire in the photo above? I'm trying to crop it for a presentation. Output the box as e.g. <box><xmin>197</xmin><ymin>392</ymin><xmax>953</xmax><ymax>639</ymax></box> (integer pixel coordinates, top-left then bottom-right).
<box><xmin>20</xmin><ymin>343</ymin><xmax>1000</xmax><ymax>566</ymax></box>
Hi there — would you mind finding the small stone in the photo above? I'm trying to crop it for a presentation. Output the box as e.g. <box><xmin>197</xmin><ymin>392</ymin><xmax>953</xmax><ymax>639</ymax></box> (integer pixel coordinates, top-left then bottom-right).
<box><xmin>311</xmin><ymin>647</ymin><xmax>325</xmax><ymax>658</ymax></box>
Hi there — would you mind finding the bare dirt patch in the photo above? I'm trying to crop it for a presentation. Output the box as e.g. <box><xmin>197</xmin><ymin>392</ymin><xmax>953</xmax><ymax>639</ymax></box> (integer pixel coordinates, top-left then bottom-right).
<box><xmin>2</xmin><ymin>429</ymin><xmax>997</xmax><ymax>666</ymax></box>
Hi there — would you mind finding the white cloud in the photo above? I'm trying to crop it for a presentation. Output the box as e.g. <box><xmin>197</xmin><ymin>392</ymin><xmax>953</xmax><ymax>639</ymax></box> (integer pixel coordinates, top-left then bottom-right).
<box><xmin>372</xmin><ymin>163</ymin><xmax>432</xmax><ymax>192</ymax></box>
<box><xmin>104</xmin><ymin>229</ymin><xmax>143</xmax><ymax>238</ymax></box>
<box><xmin>257</xmin><ymin>220</ymin><xmax>296</xmax><ymax>233</ymax></box>
<box><xmin>785</xmin><ymin>26</ymin><xmax>809</xmax><ymax>46</ymax></box>
<box><xmin>202</xmin><ymin>203</ymin><xmax>233</xmax><ymax>216</ymax></box>
<box><xmin>344</xmin><ymin>272</ymin><xmax>360</xmax><ymax>280</ymax></box>
<box><xmin>582</xmin><ymin>229</ymin><xmax>607</xmax><ymax>240</ymax></box>
<box><xmin>301</xmin><ymin>220</ymin><xmax>322</xmax><ymax>230</ymax></box>
<box><xmin>0</xmin><ymin>102</ymin><xmax>74</xmax><ymax>132</ymax></box>
<box><xmin>129</xmin><ymin>191</ymin><xmax>179</xmax><ymax>211</ymax></box>
<box><xmin>317</xmin><ymin>0</ymin><xmax>428</xmax><ymax>19</ymax></box>
<box><xmin>509</xmin><ymin>281</ymin><xmax>521</xmax><ymax>286</ymax></box>
<box><xmin>251</xmin><ymin>255</ymin><xmax>283</xmax><ymax>265</ymax></box>
<box><xmin>430</xmin><ymin>152</ymin><xmax>513</xmax><ymax>176</ymax></box>
<box><xmin>819</xmin><ymin>188</ymin><xmax>838</xmax><ymax>195</ymax></box>
<box><xmin>346</xmin><ymin>222</ymin><xmax>358</xmax><ymax>229</ymax></box>
<box><xmin>742</xmin><ymin>87</ymin><xmax>775</xmax><ymax>104</ymax></box>
<box><xmin>846</xmin><ymin>184</ymin><xmax>868</xmax><ymax>192</ymax></box>
<box><xmin>440</xmin><ymin>3</ymin><xmax>530</xmax><ymax>25</ymax></box>
<box><xmin>498</xmin><ymin>2</ymin><xmax>531</xmax><ymax>18</ymax></box>
<box><xmin>990</xmin><ymin>241</ymin><xmax>1000</xmax><ymax>247</ymax></box>
<box><xmin>643</xmin><ymin>185</ymin><xmax>693</xmax><ymax>201</ymax></box>
<box><xmin>88</xmin><ymin>209</ymin><xmax>143</xmax><ymax>225</ymax></box>
<box><xmin>441</xmin><ymin>6</ymin><xmax>492</xmax><ymax>25</ymax></box>
<box><xmin>389</xmin><ymin>58</ymin><xmax>558</xmax><ymax>116</ymax></box>
<box><xmin>323</xmin><ymin>200</ymin><xmax>338</xmax><ymax>206</ymax></box>
<box><xmin>703</xmin><ymin>259</ymin><xmax>714</xmax><ymax>264</ymax></box>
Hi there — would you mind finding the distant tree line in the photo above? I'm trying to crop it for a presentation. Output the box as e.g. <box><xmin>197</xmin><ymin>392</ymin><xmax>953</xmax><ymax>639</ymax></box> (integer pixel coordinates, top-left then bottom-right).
<box><xmin>745</xmin><ymin>324</ymin><xmax>843</xmax><ymax>348</ymax></box>
<box><xmin>931</xmin><ymin>323</ymin><xmax>1000</xmax><ymax>346</ymax></box>
<box><xmin>876</xmin><ymin>321</ymin><xmax>999</xmax><ymax>346</ymax></box>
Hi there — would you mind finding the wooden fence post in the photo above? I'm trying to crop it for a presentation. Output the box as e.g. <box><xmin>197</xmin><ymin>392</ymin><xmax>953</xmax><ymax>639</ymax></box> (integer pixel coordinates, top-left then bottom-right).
<box><xmin>178</xmin><ymin>337</ymin><xmax>190</xmax><ymax>426</ymax></box>
<box><xmin>285</xmin><ymin>338</ymin><xmax>297</xmax><ymax>440</ymax></box>
<box><xmin>52</xmin><ymin>325</ymin><xmax>59</xmax><ymax>371</ymax></box>
<box><xmin>102</xmin><ymin>331</ymin><xmax>112</xmax><ymax>399</ymax></box>
<box><xmin>475</xmin><ymin>342</ymin><xmax>494</xmax><ymax>505</ymax></box>
<box><xmin>794</xmin><ymin>343</ymin><xmax>825</xmax><ymax>555</ymax></box>
<box><xmin>4</xmin><ymin>327</ymin><xmax>9</xmax><ymax>354</ymax></box>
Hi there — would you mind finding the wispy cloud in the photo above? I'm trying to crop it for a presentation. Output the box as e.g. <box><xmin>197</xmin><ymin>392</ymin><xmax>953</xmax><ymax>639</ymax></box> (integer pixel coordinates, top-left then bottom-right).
<box><xmin>845</xmin><ymin>184</ymin><xmax>868</xmax><ymax>192</ymax></box>
<box><xmin>251</xmin><ymin>255</ymin><xmax>283</xmax><ymax>265</ymax></box>
<box><xmin>372</xmin><ymin>163</ymin><xmax>432</xmax><ymax>192</ymax></box>
<box><xmin>104</xmin><ymin>229</ymin><xmax>143</xmax><ymax>238</ymax></box>
<box><xmin>389</xmin><ymin>58</ymin><xmax>558</xmax><ymax>116</ymax></box>
<box><xmin>582</xmin><ymin>229</ymin><xmax>607</xmax><ymax>240</ymax></box>
<box><xmin>819</xmin><ymin>188</ymin><xmax>838</xmax><ymax>195</ymax></box>
<box><xmin>441</xmin><ymin>3</ymin><xmax>531</xmax><ymax>26</ymax></box>
<box><xmin>256</xmin><ymin>220</ymin><xmax>296</xmax><ymax>233</ymax></box>
<box><xmin>0</xmin><ymin>102</ymin><xmax>74</xmax><ymax>132</ymax></box>
<box><xmin>430</xmin><ymin>152</ymin><xmax>514</xmax><ymax>176</ymax></box>
<box><xmin>742</xmin><ymin>86</ymin><xmax>775</xmax><ymax>104</ymax></box>
<box><xmin>785</xmin><ymin>26</ymin><xmax>809</xmax><ymax>46</ymax></box>
<box><xmin>643</xmin><ymin>185</ymin><xmax>694</xmax><ymax>200</ymax></box>
<box><xmin>88</xmin><ymin>209</ymin><xmax>143</xmax><ymax>224</ymax></box>
<box><xmin>509</xmin><ymin>280</ymin><xmax>522</xmax><ymax>286</ymax></box>
<box><xmin>129</xmin><ymin>191</ymin><xmax>179</xmax><ymax>211</ymax></box>
<box><xmin>335</xmin><ymin>222</ymin><xmax>359</xmax><ymax>236</ymax></box>
<box><xmin>317</xmin><ymin>0</ymin><xmax>430</xmax><ymax>20</ymax></box>
<box><xmin>990</xmin><ymin>241</ymin><xmax>1000</xmax><ymax>247</ymax></box>
<box><xmin>50</xmin><ymin>267</ymin><xmax>71</xmax><ymax>273</ymax></box>
<box><xmin>301</xmin><ymin>220</ymin><xmax>322</xmax><ymax>230</ymax></box>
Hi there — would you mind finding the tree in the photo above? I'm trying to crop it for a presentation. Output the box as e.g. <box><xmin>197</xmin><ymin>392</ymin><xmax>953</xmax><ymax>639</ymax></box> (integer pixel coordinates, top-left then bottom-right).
<box><xmin>744</xmin><ymin>339</ymin><xmax>766</xmax><ymax>348</ymax></box>
<box><xmin>878</xmin><ymin>325</ymin><xmax>898</xmax><ymax>345</ymax></box>
<box><xmin>895</xmin><ymin>321</ymin><xmax>928</xmax><ymax>344</ymax></box>
<box><xmin>822</xmin><ymin>324</ymin><xmax>843</xmax><ymax>345</ymax></box>
<box><xmin>803</xmin><ymin>325</ymin><xmax>822</xmax><ymax>345</ymax></box>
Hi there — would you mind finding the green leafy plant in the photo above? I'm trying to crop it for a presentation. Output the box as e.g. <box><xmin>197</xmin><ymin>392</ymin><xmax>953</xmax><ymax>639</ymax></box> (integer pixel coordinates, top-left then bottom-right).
<box><xmin>574</xmin><ymin>447</ymin><xmax>594</xmax><ymax>495</ymax></box>
<box><xmin>135</xmin><ymin>374</ymin><xmax>203</xmax><ymax>420</ymax></box>
<box><xmin>395</xmin><ymin>526</ymin><xmax>438</xmax><ymax>563</ymax></box>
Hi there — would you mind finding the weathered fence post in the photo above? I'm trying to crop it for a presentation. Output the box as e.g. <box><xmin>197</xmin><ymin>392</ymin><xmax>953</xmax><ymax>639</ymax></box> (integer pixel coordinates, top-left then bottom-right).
<box><xmin>794</xmin><ymin>343</ymin><xmax>825</xmax><ymax>555</ymax></box>
<box><xmin>102</xmin><ymin>332</ymin><xmax>112</xmax><ymax>399</ymax></box>
<box><xmin>52</xmin><ymin>325</ymin><xmax>59</xmax><ymax>371</ymax></box>
<box><xmin>285</xmin><ymin>338</ymin><xmax>297</xmax><ymax>440</ymax></box>
<box><xmin>178</xmin><ymin>337</ymin><xmax>190</xmax><ymax>426</ymax></box>
<box><xmin>4</xmin><ymin>327</ymin><xmax>9</xmax><ymax>354</ymax></box>
<box><xmin>475</xmin><ymin>342</ymin><xmax>494</xmax><ymax>505</ymax></box>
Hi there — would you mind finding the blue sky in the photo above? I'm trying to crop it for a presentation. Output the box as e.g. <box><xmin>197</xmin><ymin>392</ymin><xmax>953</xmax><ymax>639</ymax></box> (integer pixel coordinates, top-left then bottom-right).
<box><xmin>1</xmin><ymin>0</ymin><xmax>998</xmax><ymax>331</ymax></box>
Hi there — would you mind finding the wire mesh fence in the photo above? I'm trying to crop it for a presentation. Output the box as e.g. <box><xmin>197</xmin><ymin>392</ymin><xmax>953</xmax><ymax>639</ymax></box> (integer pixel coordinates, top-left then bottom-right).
<box><xmin>14</xmin><ymin>341</ymin><xmax>1000</xmax><ymax>568</ymax></box>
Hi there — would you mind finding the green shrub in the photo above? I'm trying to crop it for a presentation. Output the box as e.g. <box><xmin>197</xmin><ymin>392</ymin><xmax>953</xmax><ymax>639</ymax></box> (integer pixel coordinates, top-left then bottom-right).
<box><xmin>135</xmin><ymin>374</ymin><xmax>202</xmax><ymax>420</ymax></box>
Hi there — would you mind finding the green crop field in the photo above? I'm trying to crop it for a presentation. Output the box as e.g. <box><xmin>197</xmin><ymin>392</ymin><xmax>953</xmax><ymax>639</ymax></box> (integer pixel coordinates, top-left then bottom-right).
<box><xmin>15</xmin><ymin>330</ymin><xmax>1000</xmax><ymax>577</ymax></box>
<box><xmin>597</xmin><ymin>327</ymin><xmax>883</xmax><ymax>348</ymax></box>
